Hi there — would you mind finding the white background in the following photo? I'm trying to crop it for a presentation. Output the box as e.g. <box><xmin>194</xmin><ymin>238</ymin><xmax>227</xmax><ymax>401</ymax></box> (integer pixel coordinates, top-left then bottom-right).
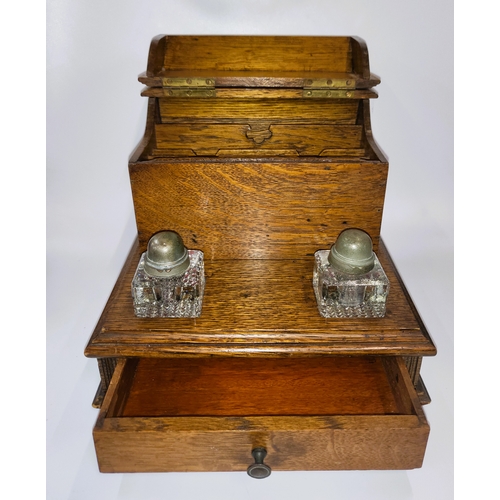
<box><xmin>44</xmin><ymin>1</ymin><xmax>454</xmax><ymax>499</ymax></box>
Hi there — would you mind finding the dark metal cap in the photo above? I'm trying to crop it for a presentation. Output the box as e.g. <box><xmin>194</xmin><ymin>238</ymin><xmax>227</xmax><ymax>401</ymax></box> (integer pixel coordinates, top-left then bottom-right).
<box><xmin>144</xmin><ymin>230</ymin><xmax>190</xmax><ymax>277</ymax></box>
<box><xmin>328</xmin><ymin>228</ymin><xmax>375</xmax><ymax>275</ymax></box>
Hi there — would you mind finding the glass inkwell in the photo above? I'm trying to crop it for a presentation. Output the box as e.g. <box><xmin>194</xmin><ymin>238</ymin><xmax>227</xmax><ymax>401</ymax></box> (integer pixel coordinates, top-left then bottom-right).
<box><xmin>313</xmin><ymin>228</ymin><xmax>389</xmax><ymax>318</ymax></box>
<box><xmin>131</xmin><ymin>230</ymin><xmax>205</xmax><ymax>318</ymax></box>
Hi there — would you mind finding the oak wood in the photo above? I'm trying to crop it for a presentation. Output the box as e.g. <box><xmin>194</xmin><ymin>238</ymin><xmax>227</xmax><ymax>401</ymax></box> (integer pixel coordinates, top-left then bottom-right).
<box><xmin>88</xmin><ymin>35</ymin><xmax>434</xmax><ymax>474</ymax></box>
<box><xmin>139</xmin><ymin>36</ymin><xmax>381</xmax><ymax>89</ymax></box>
<box><xmin>153</xmin><ymin>123</ymin><xmax>363</xmax><ymax>156</ymax></box>
<box><xmin>105</xmin><ymin>358</ymin><xmax>138</xmax><ymax>418</ymax></box>
<box><xmin>141</xmin><ymin>87</ymin><xmax>379</xmax><ymax>99</ymax></box>
<box><xmin>161</xmin><ymin>36</ymin><xmax>353</xmax><ymax>73</ymax></box>
<box><xmin>93</xmin><ymin>357</ymin><xmax>429</xmax><ymax>472</ymax></box>
<box><xmin>383</xmin><ymin>357</ymin><xmax>418</xmax><ymax>415</ymax></box>
<box><xmin>128</xmin><ymin>97</ymin><xmax>157</xmax><ymax>163</ymax></box>
<box><xmin>145</xmin><ymin>34</ymin><xmax>167</xmax><ymax>76</ymax></box>
<box><xmin>84</xmin><ymin>239</ymin><xmax>436</xmax><ymax>358</ymax></box>
<box><xmin>129</xmin><ymin>159</ymin><xmax>387</xmax><ymax>258</ymax></box>
<box><xmin>94</xmin><ymin>416</ymin><xmax>429</xmax><ymax>473</ymax></box>
<box><xmin>351</xmin><ymin>37</ymin><xmax>372</xmax><ymax>80</ymax></box>
<box><xmin>120</xmin><ymin>357</ymin><xmax>402</xmax><ymax>417</ymax></box>
<box><xmin>148</xmin><ymin>148</ymin><xmax>368</xmax><ymax>159</ymax></box>
<box><xmin>157</xmin><ymin>98</ymin><xmax>360</xmax><ymax>123</ymax></box>
<box><xmin>139</xmin><ymin>72</ymin><xmax>381</xmax><ymax>90</ymax></box>
<box><xmin>135</xmin><ymin>97</ymin><xmax>384</xmax><ymax>162</ymax></box>
<box><xmin>358</xmin><ymin>99</ymin><xmax>388</xmax><ymax>163</ymax></box>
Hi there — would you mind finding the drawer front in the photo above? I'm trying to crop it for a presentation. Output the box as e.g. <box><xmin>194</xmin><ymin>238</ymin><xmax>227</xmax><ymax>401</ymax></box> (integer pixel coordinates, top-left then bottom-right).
<box><xmin>94</xmin><ymin>416</ymin><xmax>428</xmax><ymax>473</ymax></box>
<box><xmin>93</xmin><ymin>357</ymin><xmax>429</xmax><ymax>474</ymax></box>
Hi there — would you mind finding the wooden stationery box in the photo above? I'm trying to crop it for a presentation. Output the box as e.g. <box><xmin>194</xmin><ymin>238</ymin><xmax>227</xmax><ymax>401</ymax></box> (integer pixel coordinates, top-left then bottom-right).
<box><xmin>85</xmin><ymin>35</ymin><xmax>436</xmax><ymax>475</ymax></box>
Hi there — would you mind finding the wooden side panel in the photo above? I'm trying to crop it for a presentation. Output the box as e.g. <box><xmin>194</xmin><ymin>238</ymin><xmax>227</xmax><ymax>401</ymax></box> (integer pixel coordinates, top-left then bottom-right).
<box><xmin>129</xmin><ymin>160</ymin><xmax>387</xmax><ymax>259</ymax></box>
<box><xmin>161</xmin><ymin>36</ymin><xmax>352</xmax><ymax>73</ymax></box>
<box><xmin>351</xmin><ymin>37</ymin><xmax>371</xmax><ymax>79</ymax></box>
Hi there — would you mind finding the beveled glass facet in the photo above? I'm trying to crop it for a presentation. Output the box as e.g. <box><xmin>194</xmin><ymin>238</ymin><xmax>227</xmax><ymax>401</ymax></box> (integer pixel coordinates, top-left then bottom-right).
<box><xmin>313</xmin><ymin>250</ymin><xmax>389</xmax><ymax>318</ymax></box>
<box><xmin>132</xmin><ymin>249</ymin><xmax>205</xmax><ymax>318</ymax></box>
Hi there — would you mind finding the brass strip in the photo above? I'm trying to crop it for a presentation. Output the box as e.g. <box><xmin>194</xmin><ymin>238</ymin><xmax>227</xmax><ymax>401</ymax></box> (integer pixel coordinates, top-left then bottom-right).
<box><xmin>303</xmin><ymin>89</ymin><xmax>355</xmax><ymax>98</ymax></box>
<box><xmin>163</xmin><ymin>88</ymin><xmax>216</xmax><ymax>98</ymax></box>
<box><xmin>162</xmin><ymin>77</ymin><xmax>215</xmax><ymax>87</ymax></box>
<box><xmin>303</xmin><ymin>78</ymin><xmax>356</xmax><ymax>89</ymax></box>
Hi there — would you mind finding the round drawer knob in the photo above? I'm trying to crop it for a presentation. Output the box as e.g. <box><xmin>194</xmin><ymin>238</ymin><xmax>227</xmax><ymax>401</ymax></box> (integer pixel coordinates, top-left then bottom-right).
<box><xmin>247</xmin><ymin>448</ymin><xmax>271</xmax><ymax>479</ymax></box>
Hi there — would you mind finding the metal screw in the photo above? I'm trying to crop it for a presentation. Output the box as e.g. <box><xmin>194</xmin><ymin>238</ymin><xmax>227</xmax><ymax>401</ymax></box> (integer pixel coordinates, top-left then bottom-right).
<box><xmin>327</xmin><ymin>79</ymin><xmax>332</xmax><ymax>85</ymax></box>
<box><xmin>346</xmin><ymin>80</ymin><xmax>351</xmax><ymax>85</ymax></box>
<box><xmin>306</xmin><ymin>79</ymin><xmax>313</xmax><ymax>85</ymax></box>
<box><xmin>187</xmin><ymin>78</ymin><xmax>192</xmax><ymax>84</ymax></box>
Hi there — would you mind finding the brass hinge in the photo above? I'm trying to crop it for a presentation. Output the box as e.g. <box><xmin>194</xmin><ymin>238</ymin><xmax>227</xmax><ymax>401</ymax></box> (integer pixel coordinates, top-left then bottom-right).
<box><xmin>162</xmin><ymin>77</ymin><xmax>216</xmax><ymax>97</ymax></box>
<box><xmin>303</xmin><ymin>77</ymin><xmax>356</xmax><ymax>98</ymax></box>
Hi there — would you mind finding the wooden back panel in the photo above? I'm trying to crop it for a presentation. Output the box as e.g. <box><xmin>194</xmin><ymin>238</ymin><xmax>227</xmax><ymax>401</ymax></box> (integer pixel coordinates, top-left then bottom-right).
<box><xmin>154</xmin><ymin>36</ymin><xmax>352</xmax><ymax>73</ymax></box>
<box><xmin>141</xmin><ymin>35</ymin><xmax>378</xmax><ymax>87</ymax></box>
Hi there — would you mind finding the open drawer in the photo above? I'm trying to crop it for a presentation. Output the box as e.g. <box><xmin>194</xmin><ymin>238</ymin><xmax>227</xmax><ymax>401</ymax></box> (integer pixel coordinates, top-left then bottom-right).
<box><xmin>93</xmin><ymin>355</ymin><xmax>429</xmax><ymax>474</ymax></box>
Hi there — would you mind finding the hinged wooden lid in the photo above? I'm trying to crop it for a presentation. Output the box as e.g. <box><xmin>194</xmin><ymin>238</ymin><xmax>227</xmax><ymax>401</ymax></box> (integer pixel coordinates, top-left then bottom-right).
<box><xmin>138</xmin><ymin>35</ymin><xmax>381</xmax><ymax>92</ymax></box>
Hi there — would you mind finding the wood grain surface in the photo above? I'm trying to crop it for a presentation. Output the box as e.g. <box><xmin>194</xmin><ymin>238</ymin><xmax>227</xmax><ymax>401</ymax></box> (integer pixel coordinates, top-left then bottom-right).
<box><xmin>139</xmin><ymin>36</ymin><xmax>381</xmax><ymax>89</ymax></box>
<box><xmin>157</xmin><ymin>98</ymin><xmax>360</xmax><ymax>123</ymax></box>
<box><xmin>153</xmin><ymin>123</ymin><xmax>363</xmax><ymax>157</ymax></box>
<box><xmin>84</xmin><ymin>239</ymin><xmax>436</xmax><ymax>358</ymax></box>
<box><xmin>120</xmin><ymin>357</ymin><xmax>401</xmax><ymax>417</ymax></box>
<box><xmin>129</xmin><ymin>159</ymin><xmax>387</xmax><ymax>258</ymax></box>
<box><xmin>161</xmin><ymin>36</ymin><xmax>353</xmax><ymax>73</ymax></box>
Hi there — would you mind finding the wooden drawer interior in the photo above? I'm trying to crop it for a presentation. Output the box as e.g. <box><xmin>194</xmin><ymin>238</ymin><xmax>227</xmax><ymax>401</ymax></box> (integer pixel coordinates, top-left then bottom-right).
<box><xmin>93</xmin><ymin>356</ymin><xmax>429</xmax><ymax>473</ymax></box>
<box><xmin>113</xmin><ymin>357</ymin><xmax>411</xmax><ymax>418</ymax></box>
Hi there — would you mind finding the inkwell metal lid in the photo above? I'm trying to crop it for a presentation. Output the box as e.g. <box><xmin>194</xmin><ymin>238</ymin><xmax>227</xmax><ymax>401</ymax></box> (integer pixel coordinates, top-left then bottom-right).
<box><xmin>143</xmin><ymin>230</ymin><xmax>190</xmax><ymax>277</ymax></box>
<box><xmin>328</xmin><ymin>228</ymin><xmax>375</xmax><ymax>275</ymax></box>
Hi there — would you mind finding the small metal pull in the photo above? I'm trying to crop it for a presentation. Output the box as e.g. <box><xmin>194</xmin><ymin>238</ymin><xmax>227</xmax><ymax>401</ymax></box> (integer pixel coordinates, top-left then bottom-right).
<box><xmin>247</xmin><ymin>448</ymin><xmax>271</xmax><ymax>479</ymax></box>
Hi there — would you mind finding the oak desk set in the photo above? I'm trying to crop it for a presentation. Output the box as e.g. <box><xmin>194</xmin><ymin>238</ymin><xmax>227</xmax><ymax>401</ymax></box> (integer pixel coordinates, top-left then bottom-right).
<box><xmin>84</xmin><ymin>35</ymin><xmax>436</xmax><ymax>477</ymax></box>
